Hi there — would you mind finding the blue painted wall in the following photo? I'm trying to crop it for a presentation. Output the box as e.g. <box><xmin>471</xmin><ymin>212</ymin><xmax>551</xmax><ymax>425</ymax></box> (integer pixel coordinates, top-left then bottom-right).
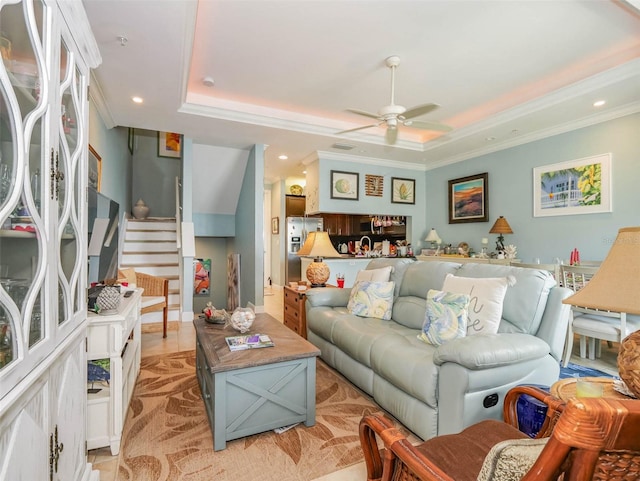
<box><xmin>131</xmin><ymin>129</ymin><xmax>181</xmax><ymax>217</ymax></box>
<box><xmin>88</xmin><ymin>101</ymin><xmax>131</xmax><ymax>220</ymax></box>
<box><xmin>234</xmin><ymin>145</ymin><xmax>265</xmax><ymax>308</ymax></box>
<box><xmin>306</xmin><ymin>152</ymin><xmax>429</xmax><ymax>250</ymax></box>
<box><xmin>425</xmin><ymin>113</ymin><xmax>640</xmax><ymax>263</ymax></box>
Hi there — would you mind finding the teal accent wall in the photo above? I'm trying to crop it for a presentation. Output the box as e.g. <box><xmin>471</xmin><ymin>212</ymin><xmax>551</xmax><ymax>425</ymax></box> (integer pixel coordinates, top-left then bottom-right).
<box><xmin>309</xmin><ymin>153</ymin><xmax>429</xmax><ymax>250</ymax></box>
<box><xmin>193</xmin><ymin>213</ymin><xmax>235</xmax><ymax>236</ymax></box>
<box><xmin>426</xmin><ymin>113</ymin><xmax>640</xmax><ymax>263</ymax></box>
<box><xmin>131</xmin><ymin>129</ymin><xmax>181</xmax><ymax>217</ymax></box>
<box><xmin>234</xmin><ymin>145</ymin><xmax>265</xmax><ymax>308</ymax></box>
<box><xmin>88</xmin><ymin>101</ymin><xmax>131</xmax><ymax>220</ymax></box>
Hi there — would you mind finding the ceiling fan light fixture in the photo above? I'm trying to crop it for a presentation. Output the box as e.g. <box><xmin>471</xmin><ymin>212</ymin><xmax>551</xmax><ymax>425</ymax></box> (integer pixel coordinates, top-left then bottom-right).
<box><xmin>336</xmin><ymin>56</ymin><xmax>452</xmax><ymax>144</ymax></box>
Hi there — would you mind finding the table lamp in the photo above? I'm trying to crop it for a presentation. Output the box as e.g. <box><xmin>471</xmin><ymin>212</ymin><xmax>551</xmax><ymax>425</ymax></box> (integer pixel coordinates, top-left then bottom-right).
<box><xmin>425</xmin><ymin>228</ymin><xmax>441</xmax><ymax>249</ymax></box>
<box><xmin>489</xmin><ymin>216</ymin><xmax>513</xmax><ymax>252</ymax></box>
<box><xmin>562</xmin><ymin>226</ymin><xmax>640</xmax><ymax>398</ymax></box>
<box><xmin>297</xmin><ymin>230</ymin><xmax>341</xmax><ymax>287</ymax></box>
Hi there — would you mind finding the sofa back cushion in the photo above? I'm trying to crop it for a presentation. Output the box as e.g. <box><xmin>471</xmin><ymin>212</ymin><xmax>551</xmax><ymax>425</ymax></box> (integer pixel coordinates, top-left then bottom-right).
<box><xmin>365</xmin><ymin>258</ymin><xmax>416</xmax><ymax>297</ymax></box>
<box><xmin>456</xmin><ymin>263</ymin><xmax>555</xmax><ymax>334</ymax></box>
<box><xmin>393</xmin><ymin>261</ymin><xmax>461</xmax><ymax>329</ymax></box>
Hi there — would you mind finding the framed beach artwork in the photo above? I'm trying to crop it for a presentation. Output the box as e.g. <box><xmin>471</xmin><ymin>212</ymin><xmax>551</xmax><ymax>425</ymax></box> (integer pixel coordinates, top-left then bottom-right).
<box><xmin>330</xmin><ymin>170</ymin><xmax>359</xmax><ymax>200</ymax></box>
<box><xmin>88</xmin><ymin>144</ymin><xmax>102</xmax><ymax>192</ymax></box>
<box><xmin>157</xmin><ymin>131</ymin><xmax>182</xmax><ymax>158</ymax></box>
<box><xmin>391</xmin><ymin>177</ymin><xmax>415</xmax><ymax>204</ymax></box>
<box><xmin>448</xmin><ymin>173</ymin><xmax>488</xmax><ymax>224</ymax></box>
<box><xmin>533</xmin><ymin>153</ymin><xmax>612</xmax><ymax>217</ymax></box>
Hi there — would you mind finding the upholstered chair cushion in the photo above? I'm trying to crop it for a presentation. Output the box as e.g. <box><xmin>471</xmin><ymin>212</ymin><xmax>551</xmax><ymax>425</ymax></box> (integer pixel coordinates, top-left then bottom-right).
<box><xmin>414</xmin><ymin>419</ymin><xmax>528</xmax><ymax>481</ymax></box>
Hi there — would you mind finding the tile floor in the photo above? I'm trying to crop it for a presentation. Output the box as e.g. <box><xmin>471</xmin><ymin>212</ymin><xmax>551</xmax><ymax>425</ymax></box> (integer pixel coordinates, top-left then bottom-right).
<box><xmin>89</xmin><ymin>285</ymin><xmax>621</xmax><ymax>481</ymax></box>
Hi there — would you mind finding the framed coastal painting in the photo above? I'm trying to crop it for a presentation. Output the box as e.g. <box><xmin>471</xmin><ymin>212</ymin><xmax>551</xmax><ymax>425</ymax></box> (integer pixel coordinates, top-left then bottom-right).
<box><xmin>533</xmin><ymin>153</ymin><xmax>612</xmax><ymax>217</ymax></box>
<box><xmin>157</xmin><ymin>131</ymin><xmax>182</xmax><ymax>158</ymax></box>
<box><xmin>391</xmin><ymin>177</ymin><xmax>415</xmax><ymax>204</ymax></box>
<box><xmin>330</xmin><ymin>170</ymin><xmax>359</xmax><ymax>200</ymax></box>
<box><xmin>88</xmin><ymin>144</ymin><xmax>102</xmax><ymax>192</ymax></box>
<box><xmin>448</xmin><ymin>172</ymin><xmax>488</xmax><ymax>224</ymax></box>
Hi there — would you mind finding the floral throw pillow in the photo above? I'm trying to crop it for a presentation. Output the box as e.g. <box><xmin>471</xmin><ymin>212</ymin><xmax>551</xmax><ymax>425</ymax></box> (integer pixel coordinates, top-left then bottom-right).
<box><xmin>418</xmin><ymin>289</ymin><xmax>470</xmax><ymax>346</ymax></box>
<box><xmin>347</xmin><ymin>281</ymin><xmax>395</xmax><ymax>320</ymax></box>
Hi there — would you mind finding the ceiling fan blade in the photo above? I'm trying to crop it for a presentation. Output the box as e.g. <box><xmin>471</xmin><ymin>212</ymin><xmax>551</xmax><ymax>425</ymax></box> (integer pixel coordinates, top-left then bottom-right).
<box><xmin>346</xmin><ymin>108</ymin><xmax>381</xmax><ymax>120</ymax></box>
<box><xmin>336</xmin><ymin>123</ymin><xmax>380</xmax><ymax>135</ymax></box>
<box><xmin>405</xmin><ymin>119</ymin><xmax>453</xmax><ymax>132</ymax></box>
<box><xmin>385</xmin><ymin>126</ymin><xmax>398</xmax><ymax>145</ymax></box>
<box><xmin>401</xmin><ymin>103</ymin><xmax>439</xmax><ymax>120</ymax></box>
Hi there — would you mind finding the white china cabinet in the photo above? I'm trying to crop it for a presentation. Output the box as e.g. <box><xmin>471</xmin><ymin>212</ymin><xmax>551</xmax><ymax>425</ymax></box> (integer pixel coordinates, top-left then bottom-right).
<box><xmin>0</xmin><ymin>1</ymin><xmax>100</xmax><ymax>480</ymax></box>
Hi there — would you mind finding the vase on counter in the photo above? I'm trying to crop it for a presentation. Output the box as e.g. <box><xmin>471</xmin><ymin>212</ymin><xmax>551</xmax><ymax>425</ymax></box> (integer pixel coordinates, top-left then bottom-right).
<box><xmin>132</xmin><ymin>198</ymin><xmax>150</xmax><ymax>219</ymax></box>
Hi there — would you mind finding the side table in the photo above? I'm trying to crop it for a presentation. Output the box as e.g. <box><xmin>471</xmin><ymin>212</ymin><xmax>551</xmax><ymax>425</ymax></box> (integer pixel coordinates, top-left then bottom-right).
<box><xmin>551</xmin><ymin>376</ymin><xmax>631</xmax><ymax>401</ymax></box>
<box><xmin>283</xmin><ymin>285</ymin><xmax>307</xmax><ymax>338</ymax></box>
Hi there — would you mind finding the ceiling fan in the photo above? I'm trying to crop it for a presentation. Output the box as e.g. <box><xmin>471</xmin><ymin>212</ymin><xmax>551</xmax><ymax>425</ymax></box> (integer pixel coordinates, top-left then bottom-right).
<box><xmin>337</xmin><ymin>56</ymin><xmax>452</xmax><ymax>145</ymax></box>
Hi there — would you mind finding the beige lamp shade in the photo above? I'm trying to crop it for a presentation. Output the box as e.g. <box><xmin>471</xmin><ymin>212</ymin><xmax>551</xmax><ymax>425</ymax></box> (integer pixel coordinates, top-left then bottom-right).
<box><xmin>297</xmin><ymin>231</ymin><xmax>341</xmax><ymax>286</ymax></box>
<box><xmin>425</xmin><ymin>228</ymin><xmax>440</xmax><ymax>243</ymax></box>
<box><xmin>563</xmin><ymin>227</ymin><xmax>640</xmax><ymax>315</ymax></box>
<box><xmin>297</xmin><ymin>231</ymin><xmax>341</xmax><ymax>258</ymax></box>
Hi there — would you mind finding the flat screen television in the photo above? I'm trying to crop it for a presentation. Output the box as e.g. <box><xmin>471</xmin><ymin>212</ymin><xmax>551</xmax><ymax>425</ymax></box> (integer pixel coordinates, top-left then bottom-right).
<box><xmin>87</xmin><ymin>187</ymin><xmax>119</xmax><ymax>284</ymax></box>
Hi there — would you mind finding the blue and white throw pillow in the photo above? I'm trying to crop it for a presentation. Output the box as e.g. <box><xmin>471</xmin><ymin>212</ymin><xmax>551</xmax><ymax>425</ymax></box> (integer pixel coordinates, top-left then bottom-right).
<box><xmin>418</xmin><ymin>289</ymin><xmax>470</xmax><ymax>346</ymax></box>
<box><xmin>347</xmin><ymin>281</ymin><xmax>395</xmax><ymax>320</ymax></box>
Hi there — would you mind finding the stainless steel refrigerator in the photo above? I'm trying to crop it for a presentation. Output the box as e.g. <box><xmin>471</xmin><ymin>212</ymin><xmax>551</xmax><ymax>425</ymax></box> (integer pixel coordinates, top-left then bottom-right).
<box><xmin>285</xmin><ymin>216</ymin><xmax>323</xmax><ymax>283</ymax></box>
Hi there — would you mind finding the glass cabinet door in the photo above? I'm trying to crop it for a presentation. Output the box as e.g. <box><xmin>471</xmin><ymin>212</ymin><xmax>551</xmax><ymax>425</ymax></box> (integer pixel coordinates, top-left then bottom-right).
<box><xmin>0</xmin><ymin>0</ymin><xmax>49</xmax><ymax>371</ymax></box>
<box><xmin>56</xmin><ymin>28</ymin><xmax>88</xmax><ymax>332</ymax></box>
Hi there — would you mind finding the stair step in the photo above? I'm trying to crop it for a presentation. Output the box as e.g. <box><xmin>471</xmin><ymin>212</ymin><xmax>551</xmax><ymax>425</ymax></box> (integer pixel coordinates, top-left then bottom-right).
<box><xmin>121</xmin><ymin>261</ymin><xmax>179</xmax><ymax>267</ymax></box>
<box><xmin>121</xmin><ymin>253</ymin><xmax>179</xmax><ymax>264</ymax></box>
<box><xmin>126</xmin><ymin>231</ymin><xmax>177</xmax><ymax>241</ymax></box>
<box><xmin>122</xmin><ymin>246</ymin><xmax>178</xmax><ymax>254</ymax></box>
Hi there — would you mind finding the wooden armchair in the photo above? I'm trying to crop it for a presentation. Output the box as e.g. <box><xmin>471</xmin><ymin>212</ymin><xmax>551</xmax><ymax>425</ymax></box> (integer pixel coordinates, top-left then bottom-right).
<box><xmin>359</xmin><ymin>386</ymin><xmax>640</xmax><ymax>481</ymax></box>
<box><xmin>135</xmin><ymin>271</ymin><xmax>169</xmax><ymax>338</ymax></box>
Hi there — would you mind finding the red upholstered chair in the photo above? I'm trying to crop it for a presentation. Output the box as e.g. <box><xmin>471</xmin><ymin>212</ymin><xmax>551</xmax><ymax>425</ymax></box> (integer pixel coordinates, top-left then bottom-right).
<box><xmin>359</xmin><ymin>386</ymin><xmax>640</xmax><ymax>481</ymax></box>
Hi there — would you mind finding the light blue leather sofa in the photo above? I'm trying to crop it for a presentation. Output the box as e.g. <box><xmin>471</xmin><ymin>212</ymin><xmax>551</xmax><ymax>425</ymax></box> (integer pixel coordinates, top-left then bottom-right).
<box><xmin>305</xmin><ymin>258</ymin><xmax>572</xmax><ymax>441</ymax></box>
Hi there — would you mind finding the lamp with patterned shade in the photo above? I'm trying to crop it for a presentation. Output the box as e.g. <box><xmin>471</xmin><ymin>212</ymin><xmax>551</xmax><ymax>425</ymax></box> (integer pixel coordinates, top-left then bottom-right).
<box><xmin>489</xmin><ymin>216</ymin><xmax>513</xmax><ymax>252</ymax></box>
<box><xmin>297</xmin><ymin>231</ymin><xmax>342</xmax><ymax>287</ymax></box>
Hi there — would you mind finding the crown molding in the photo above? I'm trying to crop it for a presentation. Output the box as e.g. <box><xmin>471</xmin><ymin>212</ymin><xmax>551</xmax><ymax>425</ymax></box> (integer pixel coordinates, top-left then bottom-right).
<box><xmin>316</xmin><ymin>150</ymin><xmax>428</xmax><ymax>172</ymax></box>
<box><xmin>425</xmin><ymin>101</ymin><xmax>640</xmax><ymax>170</ymax></box>
<box><xmin>89</xmin><ymin>71</ymin><xmax>116</xmax><ymax>129</ymax></box>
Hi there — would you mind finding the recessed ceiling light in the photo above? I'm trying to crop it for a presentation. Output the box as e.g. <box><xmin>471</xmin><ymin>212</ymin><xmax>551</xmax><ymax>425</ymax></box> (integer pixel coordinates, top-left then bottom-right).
<box><xmin>302</xmin><ymin>170</ymin><xmax>307</xmax><ymax>174</ymax></box>
<box><xmin>593</xmin><ymin>100</ymin><xmax>606</xmax><ymax>107</ymax></box>
<box><xmin>132</xmin><ymin>96</ymin><xmax>143</xmax><ymax>104</ymax></box>
<box><xmin>278</xmin><ymin>154</ymin><xmax>288</xmax><ymax>160</ymax></box>
<box><xmin>485</xmin><ymin>136</ymin><xmax>496</xmax><ymax>141</ymax></box>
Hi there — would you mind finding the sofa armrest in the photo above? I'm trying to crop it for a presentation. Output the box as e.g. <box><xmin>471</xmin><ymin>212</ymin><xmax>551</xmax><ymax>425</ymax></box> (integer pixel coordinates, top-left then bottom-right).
<box><xmin>305</xmin><ymin>288</ymin><xmax>351</xmax><ymax>308</ymax></box>
<box><xmin>535</xmin><ymin>286</ymin><xmax>573</xmax><ymax>361</ymax></box>
<box><xmin>433</xmin><ymin>333</ymin><xmax>550</xmax><ymax>370</ymax></box>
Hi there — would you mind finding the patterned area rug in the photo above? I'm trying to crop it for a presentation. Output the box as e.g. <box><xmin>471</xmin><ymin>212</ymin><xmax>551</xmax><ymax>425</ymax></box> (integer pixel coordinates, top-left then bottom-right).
<box><xmin>117</xmin><ymin>350</ymin><xmax>415</xmax><ymax>481</ymax></box>
<box><xmin>559</xmin><ymin>362</ymin><xmax>616</xmax><ymax>379</ymax></box>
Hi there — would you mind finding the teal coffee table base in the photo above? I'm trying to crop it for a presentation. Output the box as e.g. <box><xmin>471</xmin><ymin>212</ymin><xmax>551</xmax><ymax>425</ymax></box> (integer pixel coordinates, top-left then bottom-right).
<box><xmin>194</xmin><ymin>314</ymin><xmax>320</xmax><ymax>451</ymax></box>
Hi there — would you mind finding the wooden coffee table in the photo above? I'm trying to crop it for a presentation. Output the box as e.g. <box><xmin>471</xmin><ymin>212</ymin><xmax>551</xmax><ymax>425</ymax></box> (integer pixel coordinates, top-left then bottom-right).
<box><xmin>194</xmin><ymin>313</ymin><xmax>320</xmax><ymax>450</ymax></box>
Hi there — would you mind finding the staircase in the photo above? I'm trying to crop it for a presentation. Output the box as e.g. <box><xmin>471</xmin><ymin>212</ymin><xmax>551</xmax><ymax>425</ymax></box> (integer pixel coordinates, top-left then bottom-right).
<box><xmin>121</xmin><ymin>218</ymin><xmax>181</xmax><ymax>333</ymax></box>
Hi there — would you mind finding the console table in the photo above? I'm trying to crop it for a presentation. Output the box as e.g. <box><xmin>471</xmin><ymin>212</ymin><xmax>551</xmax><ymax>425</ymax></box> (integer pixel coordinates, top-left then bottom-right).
<box><xmin>86</xmin><ymin>288</ymin><xmax>143</xmax><ymax>455</ymax></box>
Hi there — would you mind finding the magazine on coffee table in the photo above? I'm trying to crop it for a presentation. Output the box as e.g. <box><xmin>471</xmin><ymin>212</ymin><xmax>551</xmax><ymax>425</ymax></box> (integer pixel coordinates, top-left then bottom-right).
<box><xmin>225</xmin><ymin>334</ymin><xmax>274</xmax><ymax>351</ymax></box>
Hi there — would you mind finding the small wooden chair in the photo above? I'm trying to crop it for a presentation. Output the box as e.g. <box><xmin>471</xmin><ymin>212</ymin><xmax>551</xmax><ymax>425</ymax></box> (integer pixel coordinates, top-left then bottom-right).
<box><xmin>136</xmin><ymin>271</ymin><xmax>169</xmax><ymax>338</ymax></box>
<box><xmin>359</xmin><ymin>387</ymin><xmax>640</xmax><ymax>481</ymax></box>
<box><xmin>119</xmin><ymin>268</ymin><xmax>169</xmax><ymax>338</ymax></box>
